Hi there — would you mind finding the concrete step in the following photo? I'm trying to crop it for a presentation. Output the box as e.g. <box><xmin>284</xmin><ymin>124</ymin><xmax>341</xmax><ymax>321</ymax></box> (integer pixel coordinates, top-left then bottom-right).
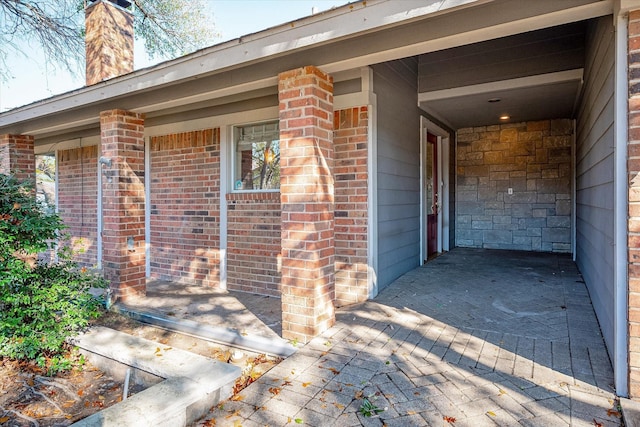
<box><xmin>70</xmin><ymin>326</ymin><xmax>241</xmax><ymax>427</ymax></box>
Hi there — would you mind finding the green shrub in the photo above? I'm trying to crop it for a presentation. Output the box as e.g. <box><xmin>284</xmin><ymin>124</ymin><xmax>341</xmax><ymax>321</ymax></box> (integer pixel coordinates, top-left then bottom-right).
<box><xmin>0</xmin><ymin>173</ymin><xmax>106</xmax><ymax>374</ymax></box>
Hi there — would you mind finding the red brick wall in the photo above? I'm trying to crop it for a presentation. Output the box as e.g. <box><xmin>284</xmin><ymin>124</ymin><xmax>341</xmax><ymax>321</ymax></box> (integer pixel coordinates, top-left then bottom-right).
<box><xmin>334</xmin><ymin>107</ymin><xmax>369</xmax><ymax>305</ymax></box>
<box><xmin>0</xmin><ymin>134</ymin><xmax>35</xmax><ymax>182</ymax></box>
<box><xmin>226</xmin><ymin>192</ymin><xmax>281</xmax><ymax>295</ymax></box>
<box><xmin>629</xmin><ymin>9</ymin><xmax>640</xmax><ymax>398</ymax></box>
<box><xmin>57</xmin><ymin>146</ymin><xmax>99</xmax><ymax>267</ymax></box>
<box><xmin>149</xmin><ymin>129</ymin><xmax>221</xmax><ymax>287</ymax></box>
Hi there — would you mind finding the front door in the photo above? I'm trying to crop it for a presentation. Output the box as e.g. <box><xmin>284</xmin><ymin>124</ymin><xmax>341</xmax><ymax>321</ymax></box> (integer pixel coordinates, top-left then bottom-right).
<box><xmin>426</xmin><ymin>132</ymin><xmax>438</xmax><ymax>258</ymax></box>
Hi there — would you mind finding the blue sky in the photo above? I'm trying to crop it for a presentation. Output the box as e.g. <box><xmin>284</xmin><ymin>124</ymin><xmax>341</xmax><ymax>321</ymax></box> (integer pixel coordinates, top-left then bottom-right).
<box><xmin>0</xmin><ymin>0</ymin><xmax>348</xmax><ymax>112</ymax></box>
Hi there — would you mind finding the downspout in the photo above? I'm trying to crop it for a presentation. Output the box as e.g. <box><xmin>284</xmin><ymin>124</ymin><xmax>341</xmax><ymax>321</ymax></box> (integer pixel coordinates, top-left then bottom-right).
<box><xmin>145</xmin><ymin>137</ymin><xmax>151</xmax><ymax>278</ymax></box>
<box><xmin>614</xmin><ymin>2</ymin><xmax>630</xmax><ymax>398</ymax></box>
<box><xmin>219</xmin><ymin>126</ymin><xmax>228</xmax><ymax>291</ymax></box>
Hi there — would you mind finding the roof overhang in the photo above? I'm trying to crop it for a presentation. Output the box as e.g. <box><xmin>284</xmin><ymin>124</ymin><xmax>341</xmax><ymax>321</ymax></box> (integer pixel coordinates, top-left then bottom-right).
<box><xmin>0</xmin><ymin>0</ymin><xmax>612</xmax><ymax>140</ymax></box>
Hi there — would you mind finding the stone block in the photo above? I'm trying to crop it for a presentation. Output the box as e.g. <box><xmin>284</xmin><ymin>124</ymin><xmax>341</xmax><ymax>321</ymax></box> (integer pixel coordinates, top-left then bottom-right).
<box><xmin>532</xmin><ymin>236</ymin><xmax>542</xmax><ymax>250</ymax></box>
<box><xmin>504</xmin><ymin>192</ymin><xmax>537</xmax><ymax>203</ymax></box>
<box><xmin>491</xmin><ymin>142</ymin><xmax>510</xmax><ymax>151</ymax></box>
<box><xmin>483</xmin><ymin>230</ymin><xmax>512</xmax><ymax>244</ymax></box>
<box><xmin>472</xmin><ymin>220</ymin><xmax>493</xmax><ymax>230</ymax></box>
<box><xmin>542</xmin><ymin>169</ymin><xmax>559</xmax><ymax>179</ymax></box>
<box><xmin>509</xmin><ymin>177</ymin><xmax>527</xmax><ymax>191</ymax></box>
<box><xmin>518</xmin><ymin>131</ymin><xmax>542</xmax><ymax>143</ymax></box>
<box><xmin>537</xmin><ymin>194</ymin><xmax>556</xmax><ymax>203</ymax></box>
<box><xmin>556</xmin><ymin>200</ymin><xmax>571</xmax><ymax>216</ymax></box>
<box><xmin>458</xmin><ymin>214</ymin><xmax>472</xmax><ymax>225</ymax></box>
<box><xmin>490</xmin><ymin>171</ymin><xmax>510</xmax><ymax>181</ymax></box>
<box><xmin>532</xmin><ymin>208</ymin><xmax>547</xmax><ymax>218</ymax></box>
<box><xmin>457</xmin><ymin>229</ymin><xmax>483</xmax><ymax>241</ymax></box>
<box><xmin>492</xmin><ymin>215</ymin><xmax>511</xmax><ymax>224</ymax></box>
<box><xmin>513</xmin><ymin>235</ymin><xmax>532</xmax><ymax>247</ymax></box>
<box><xmin>472</xmin><ymin>140</ymin><xmax>492</xmax><ymax>152</ymax></box>
<box><xmin>511</xmin><ymin>203</ymin><xmax>533</xmax><ymax>217</ymax></box>
<box><xmin>527</xmin><ymin>179</ymin><xmax>537</xmax><ymax>191</ymax></box>
<box><xmin>511</xmin><ymin>143</ymin><xmax>535</xmax><ymax>156</ymax></box>
<box><xmin>542</xmin><ymin>227</ymin><xmax>571</xmax><ymax>243</ymax></box>
<box><xmin>550</xmin><ymin>119</ymin><xmax>573</xmax><ymax>135</ymax></box>
<box><xmin>458</xmin><ymin>190</ymin><xmax>478</xmax><ymax>201</ymax></box>
<box><xmin>528</xmin><ymin>228</ymin><xmax>542</xmax><ymax>237</ymax></box>
<box><xmin>547</xmin><ymin>216</ymin><xmax>571</xmax><ymax>228</ymax></box>
<box><xmin>478</xmin><ymin>187</ymin><xmax>498</xmax><ymax>201</ymax></box>
<box><xmin>527</xmin><ymin>120</ymin><xmax>550</xmax><ymax>132</ymax></box>
<box><xmin>535</xmin><ymin>148</ymin><xmax>548</xmax><ymax>163</ymax></box>
<box><xmin>543</xmin><ymin>136</ymin><xmax>571</xmax><ymax>148</ymax></box>
<box><xmin>536</xmin><ymin>178</ymin><xmax>570</xmax><ymax>194</ymax></box>
<box><xmin>500</xmin><ymin>128</ymin><xmax>518</xmax><ymax>143</ymax></box>
<box><xmin>525</xmin><ymin>217</ymin><xmax>547</xmax><ymax>228</ymax></box>
<box><xmin>464</xmin><ymin>165</ymin><xmax>489</xmax><ymax>177</ymax></box>
<box><xmin>484</xmin><ymin>151</ymin><xmax>503</xmax><ymax>163</ymax></box>
<box><xmin>553</xmin><ymin>243</ymin><xmax>572</xmax><ymax>252</ymax></box>
<box><xmin>510</xmin><ymin>170</ymin><xmax>526</xmax><ymax>178</ymax></box>
<box><xmin>458</xmin><ymin>176</ymin><xmax>478</xmax><ymax>186</ymax></box>
<box><xmin>458</xmin><ymin>202</ymin><xmax>485</xmax><ymax>215</ymax></box>
<box><xmin>486</xmin><ymin>201</ymin><xmax>504</xmax><ymax>210</ymax></box>
<box><xmin>458</xmin><ymin>132</ymin><xmax>480</xmax><ymax>142</ymax></box>
<box><xmin>493</xmin><ymin>223</ymin><xmax>519</xmax><ymax>230</ymax></box>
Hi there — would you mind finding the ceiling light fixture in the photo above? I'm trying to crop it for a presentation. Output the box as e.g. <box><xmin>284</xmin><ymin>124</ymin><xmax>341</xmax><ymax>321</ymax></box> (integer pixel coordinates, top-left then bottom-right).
<box><xmin>499</xmin><ymin>115</ymin><xmax>510</xmax><ymax>120</ymax></box>
<box><xmin>488</xmin><ymin>98</ymin><xmax>501</xmax><ymax>103</ymax></box>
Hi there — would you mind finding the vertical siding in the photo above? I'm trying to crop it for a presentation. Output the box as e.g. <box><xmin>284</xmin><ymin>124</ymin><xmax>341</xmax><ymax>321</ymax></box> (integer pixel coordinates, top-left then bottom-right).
<box><xmin>373</xmin><ymin>59</ymin><xmax>421</xmax><ymax>289</ymax></box>
<box><xmin>575</xmin><ymin>16</ymin><xmax>615</xmax><ymax>358</ymax></box>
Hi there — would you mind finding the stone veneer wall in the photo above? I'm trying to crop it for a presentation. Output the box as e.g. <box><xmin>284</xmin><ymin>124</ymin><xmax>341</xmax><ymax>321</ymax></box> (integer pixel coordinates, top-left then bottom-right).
<box><xmin>456</xmin><ymin>120</ymin><xmax>572</xmax><ymax>252</ymax></box>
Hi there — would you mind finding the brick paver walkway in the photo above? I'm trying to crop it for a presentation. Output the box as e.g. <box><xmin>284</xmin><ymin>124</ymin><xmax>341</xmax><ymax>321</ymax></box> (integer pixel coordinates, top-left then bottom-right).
<box><xmin>200</xmin><ymin>248</ymin><xmax>621</xmax><ymax>426</ymax></box>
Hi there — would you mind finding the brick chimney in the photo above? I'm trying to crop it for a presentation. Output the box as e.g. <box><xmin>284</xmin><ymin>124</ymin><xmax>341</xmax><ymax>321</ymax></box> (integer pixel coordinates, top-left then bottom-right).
<box><xmin>85</xmin><ymin>0</ymin><xmax>134</xmax><ymax>86</ymax></box>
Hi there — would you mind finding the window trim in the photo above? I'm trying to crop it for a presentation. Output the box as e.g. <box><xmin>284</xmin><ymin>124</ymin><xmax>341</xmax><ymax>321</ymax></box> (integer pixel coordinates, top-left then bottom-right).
<box><xmin>231</xmin><ymin>119</ymin><xmax>281</xmax><ymax>193</ymax></box>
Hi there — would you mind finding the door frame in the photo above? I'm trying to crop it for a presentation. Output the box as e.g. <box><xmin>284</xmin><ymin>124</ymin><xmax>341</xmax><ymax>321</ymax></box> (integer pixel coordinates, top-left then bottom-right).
<box><xmin>420</xmin><ymin>117</ymin><xmax>450</xmax><ymax>265</ymax></box>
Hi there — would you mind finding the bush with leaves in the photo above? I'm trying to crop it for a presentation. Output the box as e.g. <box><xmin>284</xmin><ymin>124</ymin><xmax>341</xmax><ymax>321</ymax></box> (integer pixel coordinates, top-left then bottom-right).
<box><xmin>0</xmin><ymin>172</ymin><xmax>106</xmax><ymax>374</ymax></box>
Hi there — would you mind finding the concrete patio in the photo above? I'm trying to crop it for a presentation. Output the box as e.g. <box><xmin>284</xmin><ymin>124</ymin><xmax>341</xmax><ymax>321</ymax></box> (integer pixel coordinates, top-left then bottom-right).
<box><xmin>195</xmin><ymin>248</ymin><xmax>621</xmax><ymax>426</ymax></box>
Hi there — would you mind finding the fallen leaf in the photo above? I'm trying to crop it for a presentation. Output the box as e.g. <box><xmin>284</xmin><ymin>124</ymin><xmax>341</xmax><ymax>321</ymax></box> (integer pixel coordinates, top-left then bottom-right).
<box><xmin>444</xmin><ymin>415</ymin><xmax>456</xmax><ymax>424</ymax></box>
<box><xmin>407</xmin><ymin>410</ymin><xmax>417</xmax><ymax>415</ymax></box>
<box><xmin>334</xmin><ymin>403</ymin><xmax>345</xmax><ymax>410</ymax></box>
<box><xmin>63</xmin><ymin>401</ymin><xmax>75</xmax><ymax>408</ymax></box>
<box><xmin>593</xmin><ymin>419</ymin><xmax>603</xmax><ymax>427</ymax></box>
<box><xmin>498</xmin><ymin>389</ymin><xmax>507</xmax><ymax>395</ymax></box>
<box><xmin>0</xmin><ymin>417</ymin><xmax>9</xmax><ymax>423</ymax></box>
<box><xmin>282</xmin><ymin>380</ymin><xmax>292</xmax><ymax>386</ymax></box>
<box><xmin>155</xmin><ymin>347</ymin><xmax>161</xmax><ymax>354</ymax></box>
<box><xmin>225</xmin><ymin>409</ymin><xmax>241</xmax><ymax>419</ymax></box>
<box><xmin>328</xmin><ymin>367</ymin><xmax>339</xmax><ymax>375</ymax></box>
<box><xmin>294</xmin><ymin>418</ymin><xmax>304</xmax><ymax>424</ymax></box>
<box><xmin>607</xmin><ymin>408</ymin><xmax>621</xmax><ymax>418</ymax></box>
<box><xmin>78</xmin><ymin>389</ymin><xmax>84</xmax><ymax>397</ymax></box>
<box><xmin>384</xmin><ymin>394</ymin><xmax>395</xmax><ymax>399</ymax></box>
<box><xmin>163</xmin><ymin>347</ymin><xmax>172</xmax><ymax>351</ymax></box>
<box><xmin>230</xmin><ymin>394</ymin><xmax>244</xmax><ymax>401</ymax></box>
<box><xmin>487</xmin><ymin>411</ymin><xmax>496</xmax><ymax>417</ymax></box>
<box><xmin>302</xmin><ymin>382</ymin><xmax>312</xmax><ymax>388</ymax></box>
<box><xmin>355</xmin><ymin>391</ymin><xmax>364</xmax><ymax>399</ymax></box>
<box><xmin>269</xmin><ymin>387</ymin><xmax>281</xmax><ymax>395</ymax></box>
<box><xmin>233</xmin><ymin>419</ymin><xmax>242</xmax><ymax>427</ymax></box>
<box><xmin>202</xmin><ymin>419</ymin><xmax>216</xmax><ymax>426</ymax></box>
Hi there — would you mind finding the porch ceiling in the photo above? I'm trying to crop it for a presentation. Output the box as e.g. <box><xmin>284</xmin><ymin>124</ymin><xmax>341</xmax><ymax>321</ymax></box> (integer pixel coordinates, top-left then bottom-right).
<box><xmin>417</xmin><ymin>21</ymin><xmax>587</xmax><ymax>130</ymax></box>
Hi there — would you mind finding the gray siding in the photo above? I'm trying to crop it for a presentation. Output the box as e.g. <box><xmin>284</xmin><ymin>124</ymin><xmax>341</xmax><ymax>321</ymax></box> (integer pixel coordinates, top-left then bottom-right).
<box><xmin>575</xmin><ymin>16</ymin><xmax>615</xmax><ymax>358</ymax></box>
<box><xmin>374</xmin><ymin>59</ymin><xmax>421</xmax><ymax>289</ymax></box>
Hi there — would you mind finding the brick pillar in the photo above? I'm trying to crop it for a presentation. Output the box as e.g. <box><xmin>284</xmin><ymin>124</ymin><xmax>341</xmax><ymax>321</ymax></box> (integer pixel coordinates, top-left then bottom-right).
<box><xmin>279</xmin><ymin>66</ymin><xmax>335</xmax><ymax>343</ymax></box>
<box><xmin>100</xmin><ymin>109</ymin><xmax>145</xmax><ymax>299</ymax></box>
<box><xmin>0</xmin><ymin>134</ymin><xmax>35</xmax><ymax>182</ymax></box>
<box><xmin>629</xmin><ymin>10</ymin><xmax>640</xmax><ymax>398</ymax></box>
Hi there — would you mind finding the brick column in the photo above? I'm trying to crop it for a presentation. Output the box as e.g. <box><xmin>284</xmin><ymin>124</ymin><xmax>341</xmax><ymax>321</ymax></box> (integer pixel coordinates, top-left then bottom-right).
<box><xmin>279</xmin><ymin>66</ymin><xmax>335</xmax><ymax>343</ymax></box>
<box><xmin>0</xmin><ymin>134</ymin><xmax>35</xmax><ymax>182</ymax></box>
<box><xmin>629</xmin><ymin>10</ymin><xmax>640</xmax><ymax>398</ymax></box>
<box><xmin>100</xmin><ymin>109</ymin><xmax>146</xmax><ymax>299</ymax></box>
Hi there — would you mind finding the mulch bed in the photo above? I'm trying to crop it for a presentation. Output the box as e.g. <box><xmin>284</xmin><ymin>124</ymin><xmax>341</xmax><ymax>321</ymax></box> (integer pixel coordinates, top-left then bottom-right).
<box><xmin>0</xmin><ymin>311</ymin><xmax>282</xmax><ymax>426</ymax></box>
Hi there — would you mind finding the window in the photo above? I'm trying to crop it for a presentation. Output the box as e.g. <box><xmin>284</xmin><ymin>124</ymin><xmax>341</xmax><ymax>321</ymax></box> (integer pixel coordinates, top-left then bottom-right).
<box><xmin>234</xmin><ymin>121</ymin><xmax>280</xmax><ymax>191</ymax></box>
